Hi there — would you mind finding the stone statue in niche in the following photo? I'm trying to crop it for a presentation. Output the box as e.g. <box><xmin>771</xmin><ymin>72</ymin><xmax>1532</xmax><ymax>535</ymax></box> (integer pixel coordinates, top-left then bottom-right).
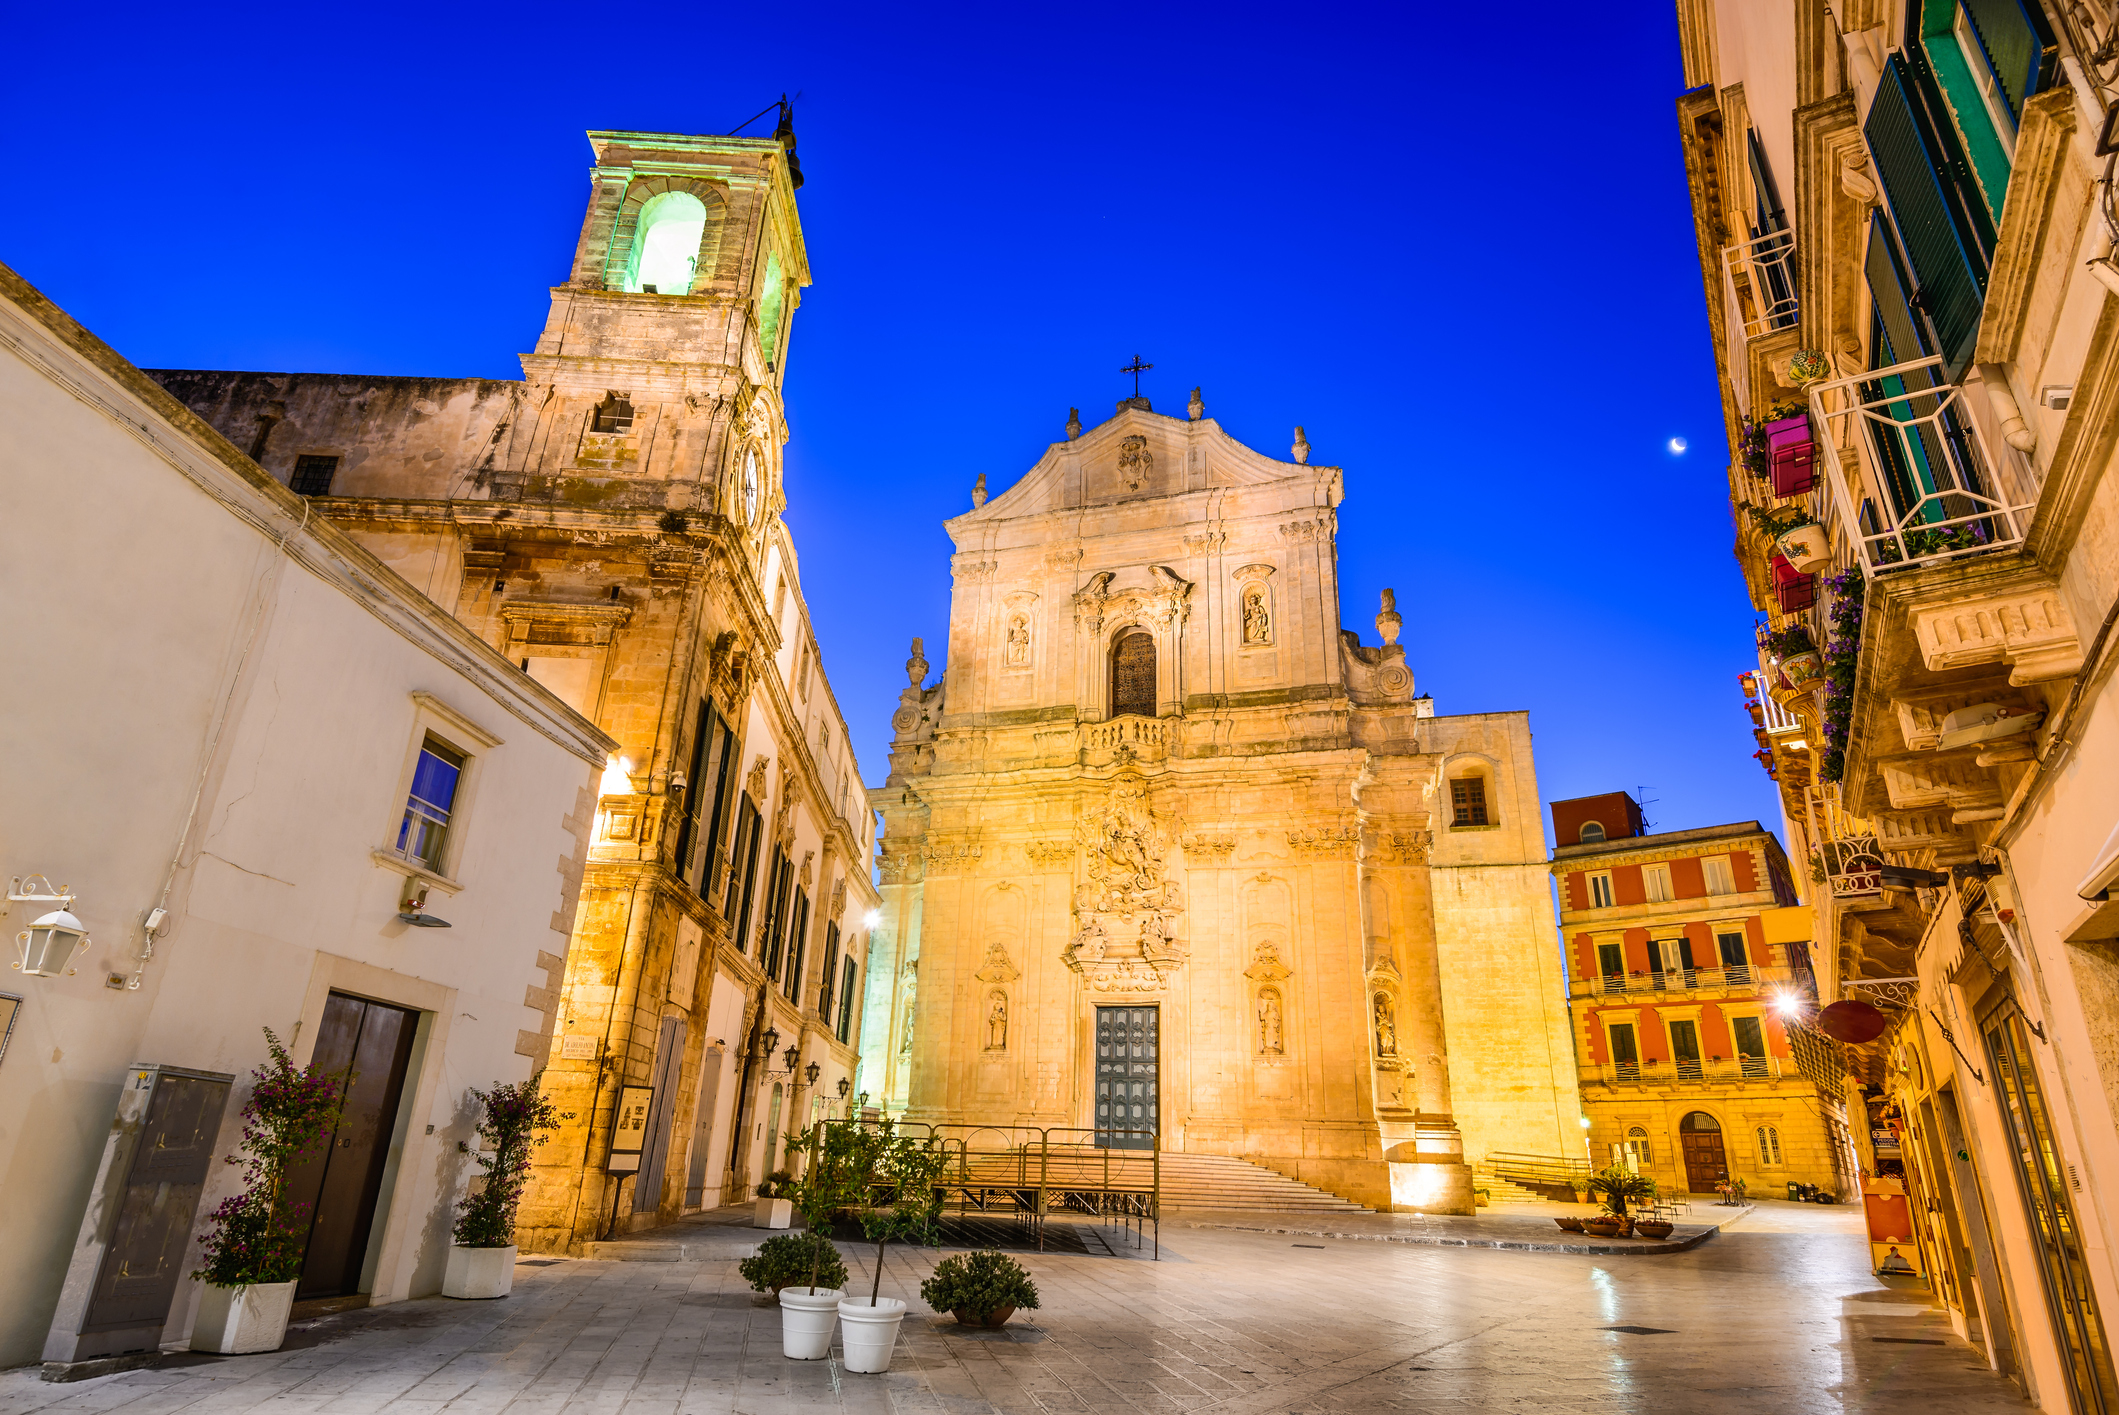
<box><xmin>1373</xmin><ymin>992</ymin><xmax>1398</xmax><ymax>1057</ymax></box>
<box><xmin>1257</xmin><ymin>987</ymin><xmax>1284</xmax><ymax>1055</ymax></box>
<box><xmin>1242</xmin><ymin>587</ymin><xmax>1271</xmax><ymax>645</ymax></box>
<box><xmin>899</xmin><ymin>979</ymin><xmax>917</xmax><ymax>1054</ymax></box>
<box><xmin>1005</xmin><ymin>614</ymin><xmax>1030</xmax><ymax>667</ymax></box>
<box><xmin>986</xmin><ymin>992</ymin><xmax>1008</xmax><ymax>1050</ymax></box>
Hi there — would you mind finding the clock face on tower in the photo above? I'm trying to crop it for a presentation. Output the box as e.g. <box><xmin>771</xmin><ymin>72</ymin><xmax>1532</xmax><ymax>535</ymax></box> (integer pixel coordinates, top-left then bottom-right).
<box><xmin>742</xmin><ymin>446</ymin><xmax>760</xmax><ymax>523</ymax></box>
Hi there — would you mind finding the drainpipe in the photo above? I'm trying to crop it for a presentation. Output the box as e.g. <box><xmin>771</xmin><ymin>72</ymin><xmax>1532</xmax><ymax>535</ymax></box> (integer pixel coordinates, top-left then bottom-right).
<box><xmin>1976</xmin><ymin>365</ymin><xmax>2036</xmax><ymax>452</ymax></box>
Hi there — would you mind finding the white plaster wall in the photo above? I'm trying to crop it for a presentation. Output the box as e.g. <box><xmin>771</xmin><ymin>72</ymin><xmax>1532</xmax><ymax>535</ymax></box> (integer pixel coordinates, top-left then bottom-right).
<box><xmin>0</xmin><ymin>283</ymin><xmax>604</xmax><ymax>1367</ymax></box>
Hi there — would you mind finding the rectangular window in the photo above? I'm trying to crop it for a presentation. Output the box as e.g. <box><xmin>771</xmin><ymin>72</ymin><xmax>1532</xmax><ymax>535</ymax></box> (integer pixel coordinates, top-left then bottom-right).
<box><xmin>698</xmin><ymin>712</ymin><xmax>735</xmax><ymax>899</ymax></box>
<box><xmin>1702</xmin><ymin>855</ymin><xmax>1736</xmax><ymax>896</ymax></box>
<box><xmin>1609</xmin><ymin>1022</ymin><xmax>1639</xmax><ymax>1070</ymax></box>
<box><xmin>1734</xmin><ymin>1015</ymin><xmax>1768</xmax><ymax>1078</ymax></box>
<box><xmin>1643</xmin><ymin>864</ymin><xmax>1674</xmax><ymax>903</ymax></box>
<box><xmin>1589</xmin><ymin>873</ymin><xmax>1615</xmax><ymax>909</ymax></box>
<box><xmin>290</xmin><ymin>454</ymin><xmax>340</xmax><ymax>496</ymax></box>
<box><xmin>1670</xmin><ymin>1019</ymin><xmax>1702</xmax><ymax>1078</ymax></box>
<box><xmin>836</xmin><ymin>958</ymin><xmax>858</xmax><ymax>1043</ymax></box>
<box><xmin>396</xmin><ymin>736</ymin><xmax>465</xmax><ymax>870</ymax></box>
<box><xmin>1597</xmin><ymin>942</ymin><xmax>1624</xmax><ymax>979</ymax></box>
<box><xmin>783</xmin><ymin>888</ymin><xmax>810</xmax><ymax>1004</ymax></box>
<box><xmin>818</xmin><ymin>922</ymin><xmax>840</xmax><ymax>1019</ymax></box>
<box><xmin>1717</xmin><ymin>931</ymin><xmax>1750</xmax><ymax>970</ymax></box>
<box><xmin>1450</xmin><ymin>777</ymin><xmax>1489</xmax><ymax>827</ymax></box>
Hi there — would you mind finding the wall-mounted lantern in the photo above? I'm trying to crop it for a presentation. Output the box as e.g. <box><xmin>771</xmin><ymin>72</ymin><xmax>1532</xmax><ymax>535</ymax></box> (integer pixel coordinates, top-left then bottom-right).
<box><xmin>837</xmin><ymin>1076</ymin><xmax>851</xmax><ymax>1098</ymax></box>
<box><xmin>804</xmin><ymin>1060</ymin><xmax>820</xmax><ymax>1086</ymax></box>
<box><xmin>8</xmin><ymin>876</ymin><xmax>88</xmax><ymax>978</ymax></box>
<box><xmin>783</xmin><ymin>1045</ymin><xmax>800</xmax><ymax>1074</ymax></box>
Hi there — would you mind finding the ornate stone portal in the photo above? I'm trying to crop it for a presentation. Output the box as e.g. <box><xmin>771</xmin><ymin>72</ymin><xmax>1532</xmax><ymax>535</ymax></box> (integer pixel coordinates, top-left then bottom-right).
<box><xmin>863</xmin><ymin>397</ymin><xmax>1578</xmax><ymax>1211</ymax></box>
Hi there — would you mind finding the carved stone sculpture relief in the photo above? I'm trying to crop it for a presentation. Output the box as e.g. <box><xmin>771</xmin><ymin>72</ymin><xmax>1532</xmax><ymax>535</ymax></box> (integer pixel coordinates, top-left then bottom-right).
<box><xmin>1063</xmin><ymin>771</ymin><xmax>1188</xmax><ymax>992</ymax></box>
<box><xmin>1242</xmin><ymin>586</ymin><xmax>1271</xmax><ymax>645</ymax></box>
<box><xmin>985</xmin><ymin>991</ymin><xmax>1008</xmax><ymax>1050</ymax></box>
<box><xmin>1373</xmin><ymin>992</ymin><xmax>1398</xmax><ymax>1057</ymax></box>
<box><xmin>1117</xmin><ymin>434</ymin><xmax>1153</xmax><ymax>490</ymax></box>
<box><xmin>1005</xmin><ymin>614</ymin><xmax>1031</xmax><ymax>667</ymax></box>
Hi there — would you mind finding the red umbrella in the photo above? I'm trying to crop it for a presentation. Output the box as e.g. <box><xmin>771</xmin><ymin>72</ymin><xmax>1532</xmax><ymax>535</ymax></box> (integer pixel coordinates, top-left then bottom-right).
<box><xmin>1817</xmin><ymin>999</ymin><xmax>1887</xmax><ymax>1044</ymax></box>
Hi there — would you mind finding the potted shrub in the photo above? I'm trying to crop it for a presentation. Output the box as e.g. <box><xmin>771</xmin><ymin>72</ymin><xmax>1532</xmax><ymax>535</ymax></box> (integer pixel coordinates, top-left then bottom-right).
<box><xmin>1787</xmin><ymin>348</ymin><xmax>1832</xmax><ymax>384</ymax></box>
<box><xmin>753</xmin><ymin>1169</ymin><xmax>795</xmax><ymax>1229</ymax></box>
<box><xmin>840</xmin><ymin>1120</ymin><xmax>953</xmax><ymax>1374</ymax></box>
<box><xmin>1635</xmin><ymin>1216</ymin><xmax>1675</xmax><ymax>1240</ymax></box>
<box><xmin>1585</xmin><ymin>1164</ymin><xmax>1657</xmax><ymax>1238</ymax></box>
<box><xmin>191</xmin><ymin>1029</ymin><xmax>346</xmax><ymax>1354</ymax></box>
<box><xmin>1581</xmin><ymin>1213</ymin><xmax>1624</xmax><ymax>1238</ymax></box>
<box><xmin>921</xmin><ymin>1249</ymin><xmax>1041</xmax><ymax>1328</ymax></box>
<box><xmin>741</xmin><ymin>1231</ymin><xmax>850</xmax><ymax>1301</ymax></box>
<box><xmin>445</xmin><ymin>1079</ymin><xmax>561</xmax><ymax>1299</ymax></box>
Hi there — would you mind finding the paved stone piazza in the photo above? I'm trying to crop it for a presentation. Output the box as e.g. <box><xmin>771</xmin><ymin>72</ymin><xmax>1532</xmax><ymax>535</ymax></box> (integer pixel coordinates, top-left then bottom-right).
<box><xmin>0</xmin><ymin>1203</ymin><xmax>2024</xmax><ymax>1415</ymax></box>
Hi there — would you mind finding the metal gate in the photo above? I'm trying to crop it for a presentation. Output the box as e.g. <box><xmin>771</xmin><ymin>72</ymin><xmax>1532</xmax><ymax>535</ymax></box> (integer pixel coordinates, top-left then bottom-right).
<box><xmin>1094</xmin><ymin>1006</ymin><xmax>1158</xmax><ymax>1149</ymax></box>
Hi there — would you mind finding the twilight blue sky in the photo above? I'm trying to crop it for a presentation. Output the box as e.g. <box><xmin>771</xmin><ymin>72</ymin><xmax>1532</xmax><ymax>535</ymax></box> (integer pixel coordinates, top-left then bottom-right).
<box><xmin>0</xmin><ymin>2</ymin><xmax>1778</xmax><ymax>844</ymax></box>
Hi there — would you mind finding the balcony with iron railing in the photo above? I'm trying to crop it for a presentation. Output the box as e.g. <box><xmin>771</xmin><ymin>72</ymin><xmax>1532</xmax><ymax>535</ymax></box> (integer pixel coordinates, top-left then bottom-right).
<box><xmin>1806</xmin><ymin>356</ymin><xmax>2041</xmax><ymax>574</ymax></box>
<box><xmin>1571</xmin><ymin>963</ymin><xmax>1790</xmax><ymax>1000</ymax></box>
<box><xmin>1587</xmin><ymin>1054</ymin><xmax>1788</xmax><ymax>1088</ymax></box>
<box><xmin>1721</xmin><ymin>228</ymin><xmax>1799</xmax><ymax>415</ymax></box>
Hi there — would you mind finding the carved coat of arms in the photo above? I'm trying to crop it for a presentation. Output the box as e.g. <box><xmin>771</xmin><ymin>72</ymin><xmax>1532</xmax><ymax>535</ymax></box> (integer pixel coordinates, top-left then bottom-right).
<box><xmin>1063</xmin><ymin>772</ymin><xmax>1187</xmax><ymax>991</ymax></box>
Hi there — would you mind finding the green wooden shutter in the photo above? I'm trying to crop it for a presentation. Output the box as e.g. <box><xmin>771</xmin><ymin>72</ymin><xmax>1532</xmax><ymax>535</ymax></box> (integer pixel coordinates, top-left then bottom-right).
<box><xmin>1959</xmin><ymin>0</ymin><xmax>2057</xmax><ymax>119</ymax></box>
<box><xmin>1866</xmin><ymin>51</ymin><xmax>1996</xmax><ymax>372</ymax></box>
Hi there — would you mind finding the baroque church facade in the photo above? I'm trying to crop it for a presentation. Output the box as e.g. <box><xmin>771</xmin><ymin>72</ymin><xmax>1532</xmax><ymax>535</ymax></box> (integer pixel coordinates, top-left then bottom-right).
<box><xmin>152</xmin><ymin>125</ymin><xmax>880</xmax><ymax>1250</ymax></box>
<box><xmin>864</xmin><ymin>395</ymin><xmax>1579</xmax><ymax>1211</ymax></box>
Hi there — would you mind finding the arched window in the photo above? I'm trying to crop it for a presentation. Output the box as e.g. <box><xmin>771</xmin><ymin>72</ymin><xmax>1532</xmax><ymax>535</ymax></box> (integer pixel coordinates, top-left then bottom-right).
<box><xmin>1757</xmin><ymin>1125</ymin><xmax>1784</xmax><ymax>1165</ymax></box>
<box><xmin>625</xmin><ymin>191</ymin><xmax>708</xmax><ymax>294</ymax></box>
<box><xmin>1110</xmin><ymin>631</ymin><xmax>1156</xmax><ymax>717</ymax></box>
<box><xmin>1579</xmin><ymin>821</ymin><xmax>1606</xmax><ymax>843</ymax></box>
<box><xmin>757</xmin><ymin>250</ymin><xmax>786</xmax><ymax>361</ymax></box>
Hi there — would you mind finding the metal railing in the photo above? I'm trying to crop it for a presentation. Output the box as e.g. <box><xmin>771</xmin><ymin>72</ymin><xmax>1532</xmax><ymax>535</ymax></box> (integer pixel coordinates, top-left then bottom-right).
<box><xmin>1821</xmin><ymin>835</ymin><xmax>1884</xmax><ymax>899</ymax></box>
<box><xmin>1807</xmin><ymin>356</ymin><xmax>2040</xmax><ymax>572</ymax></box>
<box><xmin>1572</xmin><ymin>964</ymin><xmax>1789</xmax><ymax>998</ymax></box>
<box><xmin>1486</xmin><ymin>1151</ymin><xmax>1593</xmax><ymax>1190</ymax></box>
<box><xmin>1588</xmin><ymin>1055</ymin><xmax>1787</xmax><ymax>1087</ymax></box>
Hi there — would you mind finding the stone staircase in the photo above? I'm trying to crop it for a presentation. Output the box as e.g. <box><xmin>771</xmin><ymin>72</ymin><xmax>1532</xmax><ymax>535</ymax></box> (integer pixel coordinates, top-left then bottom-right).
<box><xmin>1153</xmin><ymin>1153</ymin><xmax>1370</xmax><ymax>1213</ymax></box>
<box><xmin>1472</xmin><ymin>1168</ymin><xmax>1551</xmax><ymax>1205</ymax></box>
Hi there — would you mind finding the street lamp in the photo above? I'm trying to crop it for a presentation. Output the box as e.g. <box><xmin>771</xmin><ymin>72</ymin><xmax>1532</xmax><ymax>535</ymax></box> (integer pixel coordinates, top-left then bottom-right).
<box><xmin>760</xmin><ymin>1024</ymin><xmax>780</xmax><ymax>1059</ymax></box>
<box><xmin>783</xmin><ymin>1045</ymin><xmax>800</xmax><ymax>1074</ymax></box>
<box><xmin>805</xmin><ymin>1060</ymin><xmax>821</xmax><ymax>1086</ymax></box>
<box><xmin>837</xmin><ymin>1077</ymin><xmax>851</xmax><ymax>1098</ymax></box>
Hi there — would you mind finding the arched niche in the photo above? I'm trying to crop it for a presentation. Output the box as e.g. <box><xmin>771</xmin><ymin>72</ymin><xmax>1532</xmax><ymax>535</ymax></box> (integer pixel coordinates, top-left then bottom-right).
<box><xmin>1109</xmin><ymin>628</ymin><xmax>1157</xmax><ymax>717</ymax></box>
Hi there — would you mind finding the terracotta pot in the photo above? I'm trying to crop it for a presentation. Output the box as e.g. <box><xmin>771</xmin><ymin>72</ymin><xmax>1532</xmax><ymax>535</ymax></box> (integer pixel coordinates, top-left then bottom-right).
<box><xmin>952</xmin><ymin>1306</ymin><xmax>1017</xmax><ymax>1328</ymax></box>
<box><xmin>1779</xmin><ymin>650</ymin><xmax>1823</xmax><ymax>687</ymax></box>
<box><xmin>1636</xmin><ymin>1220</ymin><xmax>1675</xmax><ymax>1240</ymax></box>
<box><xmin>1581</xmin><ymin>1218</ymin><xmax>1623</xmax><ymax>1238</ymax></box>
<box><xmin>1555</xmin><ymin>1217</ymin><xmax>1586</xmax><ymax>1233</ymax></box>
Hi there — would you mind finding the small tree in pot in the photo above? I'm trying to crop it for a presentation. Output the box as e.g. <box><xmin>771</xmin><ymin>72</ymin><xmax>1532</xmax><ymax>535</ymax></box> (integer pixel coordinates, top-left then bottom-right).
<box><xmin>773</xmin><ymin>1121</ymin><xmax>869</xmax><ymax>1359</ymax></box>
<box><xmin>191</xmin><ymin>1029</ymin><xmax>346</xmax><ymax>1353</ymax></box>
<box><xmin>840</xmin><ymin>1122</ymin><xmax>953</xmax><ymax>1373</ymax></box>
<box><xmin>445</xmin><ymin>1079</ymin><xmax>562</xmax><ymax>1298</ymax></box>
<box><xmin>1585</xmin><ymin>1165</ymin><xmax>1658</xmax><ymax>1237</ymax></box>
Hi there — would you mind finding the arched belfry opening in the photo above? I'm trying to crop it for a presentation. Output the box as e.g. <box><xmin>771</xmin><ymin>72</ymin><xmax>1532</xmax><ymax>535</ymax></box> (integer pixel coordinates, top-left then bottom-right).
<box><xmin>625</xmin><ymin>190</ymin><xmax>708</xmax><ymax>295</ymax></box>
<box><xmin>1110</xmin><ymin>630</ymin><xmax>1156</xmax><ymax>717</ymax></box>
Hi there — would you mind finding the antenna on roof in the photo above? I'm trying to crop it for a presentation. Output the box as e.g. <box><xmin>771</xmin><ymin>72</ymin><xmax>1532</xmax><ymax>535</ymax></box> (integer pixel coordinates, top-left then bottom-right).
<box><xmin>1633</xmin><ymin>785</ymin><xmax>1660</xmax><ymax>834</ymax></box>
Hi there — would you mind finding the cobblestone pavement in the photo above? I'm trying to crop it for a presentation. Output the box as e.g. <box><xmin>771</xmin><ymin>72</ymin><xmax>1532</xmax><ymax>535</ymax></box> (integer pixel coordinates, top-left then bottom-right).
<box><xmin>0</xmin><ymin>1201</ymin><xmax>2028</xmax><ymax>1414</ymax></box>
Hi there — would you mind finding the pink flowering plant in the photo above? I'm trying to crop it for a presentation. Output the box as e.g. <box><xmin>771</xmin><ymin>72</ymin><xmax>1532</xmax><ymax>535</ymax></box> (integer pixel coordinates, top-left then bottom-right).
<box><xmin>193</xmin><ymin>1029</ymin><xmax>347</xmax><ymax>1288</ymax></box>
<box><xmin>452</xmin><ymin>1081</ymin><xmax>563</xmax><ymax>1249</ymax></box>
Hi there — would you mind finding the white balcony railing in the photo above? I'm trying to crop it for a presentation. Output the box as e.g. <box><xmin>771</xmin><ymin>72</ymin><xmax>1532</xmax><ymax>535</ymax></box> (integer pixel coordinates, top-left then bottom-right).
<box><xmin>1590</xmin><ymin>1055</ymin><xmax>1786</xmax><ymax>1087</ymax></box>
<box><xmin>1722</xmin><ymin>228</ymin><xmax>1800</xmax><ymax>340</ymax></box>
<box><xmin>1807</xmin><ymin>356</ymin><xmax>2040</xmax><ymax>573</ymax></box>
<box><xmin>1821</xmin><ymin>835</ymin><xmax>1884</xmax><ymax>899</ymax></box>
<box><xmin>1572</xmin><ymin>964</ymin><xmax>1790</xmax><ymax>999</ymax></box>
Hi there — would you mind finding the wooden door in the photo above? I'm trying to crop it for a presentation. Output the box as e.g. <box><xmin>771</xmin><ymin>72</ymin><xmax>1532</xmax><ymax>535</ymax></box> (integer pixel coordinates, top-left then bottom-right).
<box><xmin>1681</xmin><ymin>1130</ymin><xmax>1729</xmax><ymax>1192</ymax></box>
<box><xmin>283</xmin><ymin>993</ymin><xmax>419</xmax><ymax>1299</ymax></box>
<box><xmin>1094</xmin><ymin>1006</ymin><xmax>1158</xmax><ymax>1149</ymax></box>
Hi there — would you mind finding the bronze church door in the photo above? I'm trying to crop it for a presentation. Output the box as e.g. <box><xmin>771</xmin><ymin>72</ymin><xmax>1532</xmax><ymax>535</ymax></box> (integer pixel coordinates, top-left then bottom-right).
<box><xmin>1094</xmin><ymin>1006</ymin><xmax>1158</xmax><ymax>1149</ymax></box>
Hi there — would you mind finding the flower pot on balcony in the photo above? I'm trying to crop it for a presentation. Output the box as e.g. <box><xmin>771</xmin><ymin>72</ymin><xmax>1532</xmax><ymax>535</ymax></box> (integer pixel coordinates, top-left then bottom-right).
<box><xmin>1746</xmin><ymin>701</ymin><xmax>1766</xmax><ymax>726</ymax></box>
<box><xmin>191</xmin><ymin>1280</ymin><xmax>297</xmax><ymax>1354</ymax></box>
<box><xmin>753</xmin><ymin>1197</ymin><xmax>794</xmax><ymax>1229</ymax></box>
<box><xmin>443</xmin><ymin>1244</ymin><xmax>517</xmax><ymax>1299</ymax></box>
<box><xmin>1780</xmin><ymin>650</ymin><xmax>1823</xmax><ymax>687</ymax></box>
<box><xmin>1766</xmin><ymin>415</ymin><xmax>1818</xmax><ymax>496</ymax></box>
<box><xmin>1774</xmin><ymin>523</ymin><xmax>1831</xmax><ymax>572</ymax></box>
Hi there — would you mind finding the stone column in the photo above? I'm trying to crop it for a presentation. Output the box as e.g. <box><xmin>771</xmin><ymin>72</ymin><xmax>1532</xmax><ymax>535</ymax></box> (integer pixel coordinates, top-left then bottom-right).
<box><xmin>1353</xmin><ymin>753</ymin><xmax>1473</xmax><ymax>1214</ymax></box>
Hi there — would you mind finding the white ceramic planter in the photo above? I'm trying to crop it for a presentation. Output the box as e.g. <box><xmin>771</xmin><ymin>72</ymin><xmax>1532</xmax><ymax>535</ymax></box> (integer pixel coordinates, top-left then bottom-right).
<box><xmin>837</xmin><ymin>1297</ymin><xmax>907</xmax><ymax>1373</ymax></box>
<box><xmin>1775</xmin><ymin>523</ymin><xmax>1831</xmax><ymax>572</ymax></box>
<box><xmin>190</xmin><ymin>1279</ymin><xmax>297</xmax><ymax>1354</ymax></box>
<box><xmin>778</xmin><ymin>1286</ymin><xmax>843</xmax><ymax>1359</ymax></box>
<box><xmin>752</xmin><ymin>1197</ymin><xmax>794</xmax><ymax>1229</ymax></box>
<box><xmin>443</xmin><ymin>1244</ymin><xmax>517</xmax><ymax>1299</ymax></box>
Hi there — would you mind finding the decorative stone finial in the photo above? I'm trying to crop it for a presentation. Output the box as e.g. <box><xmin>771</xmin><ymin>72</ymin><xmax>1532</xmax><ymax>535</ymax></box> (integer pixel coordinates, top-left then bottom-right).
<box><xmin>1187</xmin><ymin>387</ymin><xmax>1204</xmax><ymax>421</ymax></box>
<box><xmin>1377</xmin><ymin>589</ymin><xmax>1402</xmax><ymax>646</ymax></box>
<box><xmin>971</xmin><ymin>473</ymin><xmax>988</xmax><ymax>508</ymax></box>
<box><xmin>1066</xmin><ymin>408</ymin><xmax>1082</xmax><ymax>440</ymax></box>
<box><xmin>1292</xmin><ymin>427</ymin><xmax>1310</xmax><ymax>465</ymax></box>
<box><xmin>906</xmin><ymin>637</ymin><xmax>929</xmax><ymax>688</ymax></box>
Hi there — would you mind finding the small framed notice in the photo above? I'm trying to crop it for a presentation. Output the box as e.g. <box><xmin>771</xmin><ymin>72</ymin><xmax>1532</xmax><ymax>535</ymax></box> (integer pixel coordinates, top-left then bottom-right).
<box><xmin>610</xmin><ymin>1084</ymin><xmax>654</xmax><ymax>1171</ymax></box>
<box><xmin>0</xmin><ymin>993</ymin><xmax>20</xmax><ymax>1068</ymax></box>
<box><xmin>560</xmin><ymin>1033</ymin><xmax>598</xmax><ymax>1061</ymax></box>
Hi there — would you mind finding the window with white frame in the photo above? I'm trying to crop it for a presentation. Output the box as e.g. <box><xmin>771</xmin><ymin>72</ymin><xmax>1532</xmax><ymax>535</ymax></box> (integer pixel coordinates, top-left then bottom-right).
<box><xmin>1589</xmin><ymin>873</ymin><xmax>1615</xmax><ymax>909</ymax></box>
<box><xmin>397</xmin><ymin>735</ymin><xmax>466</xmax><ymax>871</ymax></box>
<box><xmin>1702</xmin><ymin>854</ymin><xmax>1736</xmax><ymax>895</ymax></box>
<box><xmin>1643</xmin><ymin>863</ymin><xmax>1674</xmax><ymax>903</ymax></box>
<box><xmin>1757</xmin><ymin>1125</ymin><xmax>1784</xmax><ymax>1166</ymax></box>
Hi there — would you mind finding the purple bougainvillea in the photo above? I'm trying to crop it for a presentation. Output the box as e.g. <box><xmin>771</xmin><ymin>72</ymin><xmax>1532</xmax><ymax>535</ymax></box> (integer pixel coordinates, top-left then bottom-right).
<box><xmin>453</xmin><ymin>1080</ymin><xmax>563</xmax><ymax>1248</ymax></box>
<box><xmin>193</xmin><ymin>1028</ymin><xmax>347</xmax><ymax>1287</ymax></box>
<box><xmin>1818</xmin><ymin>568</ymin><xmax>1865</xmax><ymax>783</ymax></box>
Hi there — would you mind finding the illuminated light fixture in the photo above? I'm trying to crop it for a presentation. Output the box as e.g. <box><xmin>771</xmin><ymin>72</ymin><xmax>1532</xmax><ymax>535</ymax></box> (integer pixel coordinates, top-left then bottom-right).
<box><xmin>761</xmin><ymin>1025</ymin><xmax>780</xmax><ymax>1058</ymax></box>
<box><xmin>784</xmin><ymin>1045</ymin><xmax>800</xmax><ymax>1073</ymax></box>
<box><xmin>863</xmin><ymin>909</ymin><xmax>881</xmax><ymax>929</ymax></box>
<box><xmin>1579</xmin><ymin>1116</ymin><xmax>1592</xmax><ymax>1129</ymax></box>
<box><xmin>1771</xmin><ymin>991</ymin><xmax>1805</xmax><ymax>1017</ymax></box>
<box><xmin>599</xmin><ymin>754</ymin><xmax>636</xmax><ymax>795</ymax></box>
<box><xmin>858</xmin><ymin>1091</ymin><xmax>870</xmax><ymax>1107</ymax></box>
<box><xmin>805</xmin><ymin>1061</ymin><xmax>821</xmax><ymax>1085</ymax></box>
<box><xmin>16</xmin><ymin>908</ymin><xmax>90</xmax><ymax>977</ymax></box>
